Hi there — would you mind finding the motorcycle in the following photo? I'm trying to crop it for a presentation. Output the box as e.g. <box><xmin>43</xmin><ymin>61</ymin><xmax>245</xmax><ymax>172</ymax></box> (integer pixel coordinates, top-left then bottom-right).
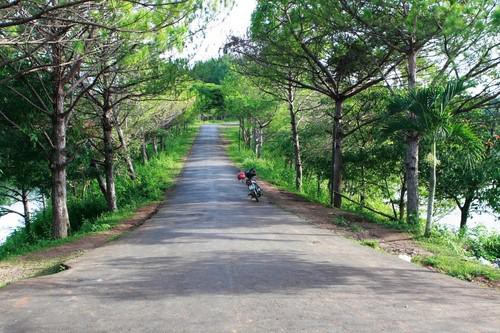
<box><xmin>246</xmin><ymin>178</ymin><xmax>263</xmax><ymax>202</ymax></box>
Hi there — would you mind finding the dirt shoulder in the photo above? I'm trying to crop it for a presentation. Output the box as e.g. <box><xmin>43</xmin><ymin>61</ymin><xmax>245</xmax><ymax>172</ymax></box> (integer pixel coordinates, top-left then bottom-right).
<box><xmin>0</xmin><ymin>202</ymin><xmax>160</xmax><ymax>288</ymax></box>
<box><xmin>258</xmin><ymin>181</ymin><xmax>500</xmax><ymax>289</ymax></box>
<box><xmin>259</xmin><ymin>181</ymin><xmax>431</xmax><ymax>257</ymax></box>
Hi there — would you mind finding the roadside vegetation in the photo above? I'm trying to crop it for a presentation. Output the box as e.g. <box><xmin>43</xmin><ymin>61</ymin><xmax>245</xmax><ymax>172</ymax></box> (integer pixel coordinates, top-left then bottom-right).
<box><xmin>0</xmin><ymin>126</ymin><xmax>198</xmax><ymax>260</ymax></box>
<box><xmin>186</xmin><ymin>0</ymin><xmax>500</xmax><ymax>285</ymax></box>
<box><xmin>223</xmin><ymin>123</ymin><xmax>500</xmax><ymax>283</ymax></box>
<box><xmin>0</xmin><ymin>1</ymin><xmax>499</xmax><ymax>287</ymax></box>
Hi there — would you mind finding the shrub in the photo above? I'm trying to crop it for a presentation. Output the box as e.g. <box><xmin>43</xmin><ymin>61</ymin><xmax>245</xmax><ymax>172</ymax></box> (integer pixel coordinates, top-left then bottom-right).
<box><xmin>465</xmin><ymin>227</ymin><xmax>500</xmax><ymax>261</ymax></box>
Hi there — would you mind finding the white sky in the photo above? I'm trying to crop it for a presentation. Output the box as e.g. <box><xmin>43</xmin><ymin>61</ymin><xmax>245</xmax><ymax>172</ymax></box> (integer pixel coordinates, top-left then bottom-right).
<box><xmin>181</xmin><ymin>0</ymin><xmax>257</xmax><ymax>63</ymax></box>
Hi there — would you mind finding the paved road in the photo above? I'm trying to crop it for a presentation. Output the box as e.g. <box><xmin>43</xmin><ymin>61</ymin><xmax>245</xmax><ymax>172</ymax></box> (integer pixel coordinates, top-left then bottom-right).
<box><xmin>1</xmin><ymin>125</ymin><xmax>499</xmax><ymax>332</ymax></box>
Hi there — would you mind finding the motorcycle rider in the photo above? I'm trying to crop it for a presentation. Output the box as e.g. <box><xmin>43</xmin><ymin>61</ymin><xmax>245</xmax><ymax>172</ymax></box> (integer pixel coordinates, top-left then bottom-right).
<box><xmin>245</xmin><ymin>167</ymin><xmax>257</xmax><ymax>180</ymax></box>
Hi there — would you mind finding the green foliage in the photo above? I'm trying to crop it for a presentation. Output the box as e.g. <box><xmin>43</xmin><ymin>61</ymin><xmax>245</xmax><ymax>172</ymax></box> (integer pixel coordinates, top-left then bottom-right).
<box><xmin>224</xmin><ymin>122</ymin><xmax>499</xmax><ymax>283</ymax></box>
<box><xmin>415</xmin><ymin>225</ymin><xmax>500</xmax><ymax>281</ymax></box>
<box><xmin>192</xmin><ymin>57</ymin><xmax>230</xmax><ymax>84</ymax></box>
<box><xmin>465</xmin><ymin>228</ymin><xmax>500</xmax><ymax>262</ymax></box>
<box><xmin>359</xmin><ymin>239</ymin><xmax>381</xmax><ymax>250</ymax></box>
<box><xmin>414</xmin><ymin>255</ymin><xmax>500</xmax><ymax>281</ymax></box>
<box><xmin>0</xmin><ymin>126</ymin><xmax>198</xmax><ymax>260</ymax></box>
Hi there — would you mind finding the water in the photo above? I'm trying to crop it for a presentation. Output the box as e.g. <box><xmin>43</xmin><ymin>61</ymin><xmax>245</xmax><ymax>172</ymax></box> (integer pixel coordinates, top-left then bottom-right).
<box><xmin>0</xmin><ymin>202</ymin><xmax>26</xmax><ymax>244</ymax></box>
<box><xmin>436</xmin><ymin>207</ymin><xmax>499</xmax><ymax>233</ymax></box>
<box><xmin>0</xmin><ymin>196</ymin><xmax>43</xmax><ymax>245</ymax></box>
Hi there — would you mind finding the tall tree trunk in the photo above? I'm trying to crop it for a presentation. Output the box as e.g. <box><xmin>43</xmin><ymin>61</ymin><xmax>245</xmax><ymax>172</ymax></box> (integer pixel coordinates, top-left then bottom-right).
<box><xmin>398</xmin><ymin>172</ymin><xmax>406</xmax><ymax>221</ymax></box>
<box><xmin>424</xmin><ymin>138</ymin><xmax>437</xmax><ymax>236</ymax></box>
<box><xmin>360</xmin><ymin>164</ymin><xmax>366</xmax><ymax>209</ymax></box>
<box><xmin>102</xmin><ymin>105</ymin><xmax>117</xmax><ymax>212</ymax></box>
<box><xmin>244</xmin><ymin>117</ymin><xmax>251</xmax><ymax>148</ymax></box>
<box><xmin>51</xmin><ymin>111</ymin><xmax>70</xmax><ymax>238</ymax></box>
<box><xmin>152</xmin><ymin>136</ymin><xmax>159</xmax><ymax>155</ymax></box>
<box><xmin>21</xmin><ymin>188</ymin><xmax>30</xmax><ymax>233</ymax></box>
<box><xmin>50</xmin><ymin>45</ymin><xmax>70</xmax><ymax>238</ymax></box>
<box><xmin>332</xmin><ymin>99</ymin><xmax>344</xmax><ymax>208</ymax></box>
<box><xmin>91</xmin><ymin>159</ymin><xmax>107</xmax><ymax>197</ymax></box>
<box><xmin>405</xmin><ymin>49</ymin><xmax>420</xmax><ymax>224</ymax></box>
<box><xmin>141</xmin><ymin>135</ymin><xmax>149</xmax><ymax>164</ymax></box>
<box><xmin>114</xmin><ymin>116</ymin><xmax>136</xmax><ymax>180</ymax></box>
<box><xmin>459</xmin><ymin>196</ymin><xmax>473</xmax><ymax>230</ymax></box>
<box><xmin>405</xmin><ymin>134</ymin><xmax>420</xmax><ymax>224</ymax></box>
<box><xmin>317</xmin><ymin>174</ymin><xmax>322</xmax><ymax>197</ymax></box>
<box><xmin>288</xmin><ymin>87</ymin><xmax>303</xmax><ymax>191</ymax></box>
<box><xmin>256</xmin><ymin>127</ymin><xmax>263</xmax><ymax>158</ymax></box>
<box><xmin>252</xmin><ymin>118</ymin><xmax>258</xmax><ymax>155</ymax></box>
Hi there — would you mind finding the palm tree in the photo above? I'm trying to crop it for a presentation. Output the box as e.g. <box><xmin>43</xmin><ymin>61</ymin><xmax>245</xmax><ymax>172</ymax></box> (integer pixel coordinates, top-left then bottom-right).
<box><xmin>387</xmin><ymin>80</ymin><xmax>483</xmax><ymax>236</ymax></box>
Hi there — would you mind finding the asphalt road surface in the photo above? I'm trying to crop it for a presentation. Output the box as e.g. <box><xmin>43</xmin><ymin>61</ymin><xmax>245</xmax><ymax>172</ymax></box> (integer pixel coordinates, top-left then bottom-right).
<box><xmin>1</xmin><ymin>125</ymin><xmax>499</xmax><ymax>333</ymax></box>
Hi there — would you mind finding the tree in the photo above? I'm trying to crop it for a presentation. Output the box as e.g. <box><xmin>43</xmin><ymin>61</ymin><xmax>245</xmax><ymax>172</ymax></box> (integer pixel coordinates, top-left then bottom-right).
<box><xmin>230</xmin><ymin>0</ymin><xmax>399</xmax><ymax>208</ymax></box>
<box><xmin>340</xmin><ymin>0</ymin><xmax>499</xmax><ymax>223</ymax></box>
<box><xmin>1</xmin><ymin>0</ymin><xmax>227</xmax><ymax>238</ymax></box>
<box><xmin>230</xmin><ymin>57</ymin><xmax>316</xmax><ymax>191</ymax></box>
<box><xmin>436</xmin><ymin>107</ymin><xmax>499</xmax><ymax>229</ymax></box>
<box><xmin>387</xmin><ymin>80</ymin><xmax>483</xmax><ymax>235</ymax></box>
<box><xmin>221</xmin><ymin>70</ymin><xmax>278</xmax><ymax>157</ymax></box>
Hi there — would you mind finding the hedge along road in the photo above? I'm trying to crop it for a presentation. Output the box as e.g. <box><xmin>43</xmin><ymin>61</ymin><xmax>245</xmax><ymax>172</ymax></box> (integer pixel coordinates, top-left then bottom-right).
<box><xmin>0</xmin><ymin>124</ymin><xmax>498</xmax><ymax>333</ymax></box>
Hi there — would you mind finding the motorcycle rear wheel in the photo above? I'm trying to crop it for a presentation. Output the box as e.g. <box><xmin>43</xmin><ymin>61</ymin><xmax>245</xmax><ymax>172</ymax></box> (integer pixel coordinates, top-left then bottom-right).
<box><xmin>253</xmin><ymin>190</ymin><xmax>259</xmax><ymax>202</ymax></box>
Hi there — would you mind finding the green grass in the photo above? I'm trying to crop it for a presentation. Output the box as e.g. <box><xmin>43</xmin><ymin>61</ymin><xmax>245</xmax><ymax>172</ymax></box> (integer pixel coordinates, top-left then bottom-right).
<box><xmin>0</xmin><ymin>125</ymin><xmax>199</xmax><ymax>260</ymax></box>
<box><xmin>413</xmin><ymin>226</ymin><xmax>500</xmax><ymax>281</ymax></box>
<box><xmin>359</xmin><ymin>239</ymin><xmax>381</xmax><ymax>250</ymax></box>
<box><xmin>413</xmin><ymin>255</ymin><xmax>500</xmax><ymax>281</ymax></box>
<box><xmin>221</xmin><ymin>123</ymin><xmax>500</xmax><ymax>283</ymax></box>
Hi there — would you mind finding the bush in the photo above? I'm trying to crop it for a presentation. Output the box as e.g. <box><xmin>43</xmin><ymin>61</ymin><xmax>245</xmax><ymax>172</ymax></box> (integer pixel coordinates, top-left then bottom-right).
<box><xmin>465</xmin><ymin>227</ymin><xmax>500</xmax><ymax>261</ymax></box>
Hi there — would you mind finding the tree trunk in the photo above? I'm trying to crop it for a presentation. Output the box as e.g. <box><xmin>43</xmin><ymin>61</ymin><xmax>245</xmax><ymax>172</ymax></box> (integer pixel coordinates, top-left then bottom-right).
<box><xmin>238</xmin><ymin>117</ymin><xmax>242</xmax><ymax>151</ymax></box>
<box><xmin>244</xmin><ymin>117</ymin><xmax>251</xmax><ymax>148</ymax></box>
<box><xmin>288</xmin><ymin>88</ymin><xmax>303</xmax><ymax>192</ymax></box>
<box><xmin>102</xmin><ymin>106</ymin><xmax>117</xmax><ymax>212</ymax></box>
<box><xmin>360</xmin><ymin>164</ymin><xmax>366</xmax><ymax>209</ymax></box>
<box><xmin>256</xmin><ymin>127</ymin><xmax>263</xmax><ymax>158</ymax></box>
<box><xmin>252</xmin><ymin>118</ymin><xmax>258</xmax><ymax>155</ymax></box>
<box><xmin>21</xmin><ymin>188</ymin><xmax>30</xmax><ymax>233</ymax></box>
<box><xmin>91</xmin><ymin>159</ymin><xmax>107</xmax><ymax>196</ymax></box>
<box><xmin>459</xmin><ymin>196</ymin><xmax>473</xmax><ymax>230</ymax></box>
<box><xmin>424</xmin><ymin>138</ymin><xmax>437</xmax><ymax>236</ymax></box>
<box><xmin>159</xmin><ymin>135</ymin><xmax>164</xmax><ymax>151</ymax></box>
<box><xmin>152</xmin><ymin>136</ymin><xmax>159</xmax><ymax>155</ymax></box>
<box><xmin>405</xmin><ymin>134</ymin><xmax>420</xmax><ymax>224</ymax></box>
<box><xmin>398</xmin><ymin>173</ymin><xmax>406</xmax><ymax>221</ymax></box>
<box><xmin>332</xmin><ymin>99</ymin><xmax>344</xmax><ymax>208</ymax></box>
<box><xmin>407</xmin><ymin>49</ymin><xmax>417</xmax><ymax>89</ymax></box>
<box><xmin>317</xmin><ymin>174</ymin><xmax>322</xmax><ymax>197</ymax></box>
<box><xmin>405</xmin><ymin>49</ymin><xmax>420</xmax><ymax>224</ymax></box>
<box><xmin>114</xmin><ymin>117</ymin><xmax>136</xmax><ymax>180</ymax></box>
<box><xmin>51</xmin><ymin>77</ymin><xmax>70</xmax><ymax>239</ymax></box>
<box><xmin>141</xmin><ymin>136</ymin><xmax>149</xmax><ymax>164</ymax></box>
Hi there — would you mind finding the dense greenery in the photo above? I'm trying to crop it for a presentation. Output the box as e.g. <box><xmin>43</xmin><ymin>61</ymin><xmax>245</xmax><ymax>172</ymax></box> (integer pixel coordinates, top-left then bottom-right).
<box><xmin>0</xmin><ymin>1</ymin><xmax>228</xmax><ymax>241</ymax></box>
<box><xmin>222</xmin><ymin>0</ymin><xmax>499</xmax><ymax>234</ymax></box>
<box><xmin>0</xmin><ymin>126</ymin><xmax>198</xmax><ymax>259</ymax></box>
<box><xmin>0</xmin><ymin>0</ymin><xmax>498</xmax><ymax>281</ymax></box>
